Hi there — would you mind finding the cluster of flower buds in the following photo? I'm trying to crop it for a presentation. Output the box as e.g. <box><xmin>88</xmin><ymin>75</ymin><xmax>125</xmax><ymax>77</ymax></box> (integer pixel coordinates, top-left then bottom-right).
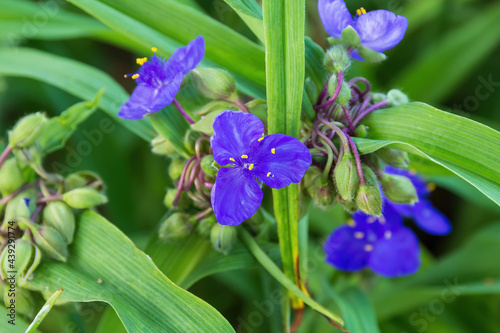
<box><xmin>0</xmin><ymin>111</ymin><xmax>108</xmax><ymax>315</ymax></box>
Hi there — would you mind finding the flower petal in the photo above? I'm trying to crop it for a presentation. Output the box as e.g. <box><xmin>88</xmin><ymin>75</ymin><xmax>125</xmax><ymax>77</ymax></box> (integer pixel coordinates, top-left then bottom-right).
<box><xmin>251</xmin><ymin>134</ymin><xmax>311</xmax><ymax>189</ymax></box>
<box><xmin>354</xmin><ymin>10</ymin><xmax>408</xmax><ymax>53</ymax></box>
<box><xmin>369</xmin><ymin>226</ymin><xmax>420</xmax><ymax>277</ymax></box>
<box><xmin>118</xmin><ymin>73</ymin><xmax>183</xmax><ymax>120</ymax></box>
<box><xmin>211</xmin><ymin>111</ymin><xmax>264</xmax><ymax>166</ymax></box>
<box><xmin>318</xmin><ymin>0</ymin><xmax>353</xmax><ymax>39</ymax></box>
<box><xmin>167</xmin><ymin>35</ymin><xmax>205</xmax><ymax>74</ymax></box>
<box><xmin>324</xmin><ymin>225</ymin><xmax>369</xmax><ymax>272</ymax></box>
<box><xmin>211</xmin><ymin>166</ymin><xmax>263</xmax><ymax>226</ymax></box>
<box><xmin>412</xmin><ymin>199</ymin><xmax>452</xmax><ymax>235</ymax></box>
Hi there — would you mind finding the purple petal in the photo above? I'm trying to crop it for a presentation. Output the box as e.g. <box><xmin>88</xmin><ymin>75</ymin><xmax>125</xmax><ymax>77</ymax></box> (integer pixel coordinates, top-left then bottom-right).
<box><xmin>211</xmin><ymin>111</ymin><xmax>264</xmax><ymax>166</ymax></box>
<box><xmin>412</xmin><ymin>199</ymin><xmax>452</xmax><ymax>236</ymax></box>
<box><xmin>211</xmin><ymin>166</ymin><xmax>263</xmax><ymax>226</ymax></box>
<box><xmin>369</xmin><ymin>226</ymin><xmax>420</xmax><ymax>277</ymax></box>
<box><xmin>251</xmin><ymin>134</ymin><xmax>311</xmax><ymax>189</ymax></box>
<box><xmin>324</xmin><ymin>225</ymin><xmax>369</xmax><ymax>272</ymax></box>
<box><xmin>118</xmin><ymin>73</ymin><xmax>183</xmax><ymax>120</ymax></box>
<box><xmin>318</xmin><ymin>0</ymin><xmax>353</xmax><ymax>39</ymax></box>
<box><xmin>167</xmin><ymin>35</ymin><xmax>205</xmax><ymax>74</ymax></box>
<box><xmin>354</xmin><ymin>10</ymin><xmax>408</xmax><ymax>53</ymax></box>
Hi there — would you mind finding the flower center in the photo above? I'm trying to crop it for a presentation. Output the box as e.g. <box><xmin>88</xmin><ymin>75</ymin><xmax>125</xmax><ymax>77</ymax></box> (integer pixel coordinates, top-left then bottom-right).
<box><xmin>356</xmin><ymin>7</ymin><xmax>367</xmax><ymax>16</ymax></box>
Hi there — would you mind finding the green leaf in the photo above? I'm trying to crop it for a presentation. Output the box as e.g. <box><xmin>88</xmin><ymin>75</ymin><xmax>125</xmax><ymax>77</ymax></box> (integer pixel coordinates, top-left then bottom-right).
<box><xmin>26</xmin><ymin>288</ymin><xmax>63</xmax><ymax>333</ymax></box>
<box><xmin>26</xmin><ymin>210</ymin><xmax>234</xmax><ymax>333</ymax></box>
<box><xmin>149</xmin><ymin>108</ymin><xmax>191</xmax><ymax>157</ymax></box>
<box><xmin>222</xmin><ymin>0</ymin><xmax>265</xmax><ymax>43</ymax></box>
<box><xmin>38</xmin><ymin>89</ymin><xmax>103</xmax><ymax>154</ymax></box>
<box><xmin>190</xmin><ymin>110</ymin><xmax>224</xmax><ymax>135</ymax></box>
<box><xmin>355</xmin><ymin>102</ymin><xmax>500</xmax><ymax>205</ymax></box>
<box><xmin>0</xmin><ymin>48</ymin><xmax>155</xmax><ymax>141</ymax></box>
<box><xmin>0</xmin><ymin>307</ymin><xmax>36</xmax><ymax>332</ymax></box>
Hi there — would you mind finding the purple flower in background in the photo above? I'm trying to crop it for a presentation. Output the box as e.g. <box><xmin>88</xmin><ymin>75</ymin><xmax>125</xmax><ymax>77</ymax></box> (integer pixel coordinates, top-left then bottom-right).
<box><xmin>318</xmin><ymin>0</ymin><xmax>408</xmax><ymax>60</ymax></box>
<box><xmin>118</xmin><ymin>36</ymin><xmax>205</xmax><ymax>120</ymax></box>
<box><xmin>210</xmin><ymin>111</ymin><xmax>312</xmax><ymax>226</ymax></box>
<box><xmin>324</xmin><ymin>167</ymin><xmax>451</xmax><ymax>277</ymax></box>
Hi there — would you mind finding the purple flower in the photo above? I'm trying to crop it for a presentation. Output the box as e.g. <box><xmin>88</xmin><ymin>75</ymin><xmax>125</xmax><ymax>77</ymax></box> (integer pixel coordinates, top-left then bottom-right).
<box><xmin>318</xmin><ymin>0</ymin><xmax>408</xmax><ymax>60</ymax></box>
<box><xmin>118</xmin><ymin>36</ymin><xmax>205</xmax><ymax>120</ymax></box>
<box><xmin>210</xmin><ymin>111</ymin><xmax>312</xmax><ymax>226</ymax></box>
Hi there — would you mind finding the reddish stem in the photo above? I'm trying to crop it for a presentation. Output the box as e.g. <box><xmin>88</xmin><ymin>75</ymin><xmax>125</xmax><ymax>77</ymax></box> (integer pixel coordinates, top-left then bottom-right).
<box><xmin>173</xmin><ymin>156</ymin><xmax>197</xmax><ymax>206</ymax></box>
<box><xmin>0</xmin><ymin>145</ymin><xmax>13</xmax><ymax>169</ymax></box>
<box><xmin>346</xmin><ymin>134</ymin><xmax>366</xmax><ymax>186</ymax></box>
<box><xmin>352</xmin><ymin>100</ymin><xmax>389</xmax><ymax>128</ymax></box>
<box><xmin>173</xmin><ymin>99</ymin><xmax>195</xmax><ymax>124</ymax></box>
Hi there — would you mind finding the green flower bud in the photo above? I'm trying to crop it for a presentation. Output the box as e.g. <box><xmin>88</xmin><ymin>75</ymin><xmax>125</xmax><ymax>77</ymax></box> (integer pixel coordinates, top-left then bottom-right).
<box><xmin>0</xmin><ymin>236</ymin><xmax>40</xmax><ymax>280</ymax></box>
<box><xmin>337</xmin><ymin>195</ymin><xmax>358</xmax><ymax>213</ymax></box>
<box><xmin>197</xmin><ymin>215</ymin><xmax>216</xmax><ymax>238</ymax></box>
<box><xmin>163</xmin><ymin>188</ymin><xmax>192</xmax><ymax>211</ymax></box>
<box><xmin>341</xmin><ymin>26</ymin><xmax>361</xmax><ymax>47</ymax></box>
<box><xmin>168</xmin><ymin>157</ymin><xmax>186</xmax><ymax>180</ymax></box>
<box><xmin>2</xmin><ymin>189</ymin><xmax>36</xmax><ymax>229</ymax></box>
<box><xmin>0</xmin><ymin>158</ymin><xmax>24</xmax><ymax>196</ymax></box>
<box><xmin>43</xmin><ymin>201</ymin><xmax>75</xmax><ymax>244</ymax></box>
<box><xmin>151</xmin><ymin>135</ymin><xmax>177</xmax><ymax>156</ymax></box>
<box><xmin>62</xmin><ymin>188</ymin><xmax>107</xmax><ymax>209</ymax></box>
<box><xmin>376</xmin><ymin>148</ymin><xmax>410</xmax><ymax>168</ymax></box>
<box><xmin>387</xmin><ymin>89</ymin><xmax>409</xmax><ymax>106</ymax></box>
<box><xmin>158</xmin><ymin>213</ymin><xmax>192</xmax><ymax>240</ymax></box>
<box><xmin>191</xmin><ymin>68</ymin><xmax>236</xmax><ymax>100</ymax></box>
<box><xmin>324</xmin><ymin>45</ymin><xmax>351</xmax><ymax>73</ymax></box>
<box><xmin>210</xmin><ymin>224</ymin><xmax>237</xmax><ymax>255</ymax></box>
<box><xmin>354</xmin><ymin>125</ymin><xmax>369</xmax><ymax>138</ymax></box>
<box><xmin>334</xmin><ymin>153</ymin><xmax>359</xmax><ymax>201</ymax></box>
<box><xmin>200</xmin><ymin>155</ymin><xmax>217</xmax><ymax>177</ymax></box>
<box><xmin>304</xmin><ymin>77</ymin><xmax>319</xmax><ymax>104</ymax></box>
<box><xmin>304</xmin><ymin>167</ymin><xmax>336</xmax><ymax>207</ymax></box>
<box><xmin>64</xmin><ymin>171</ymin><xmax>104</xmax><ymax>191</ymax></box>
<box><xmin>4</xmin><ymin>287</ymin><xmax>35</xmax><ymax>317</ymax></box>
<box><xmin>372</xmin><ymin>92</ymin><xmax>387</xmax><ymax>104</ymax></box>
<box><xmin>381</xmin><ymin>173</ymin><xmax>418</xmax><ymax>204</ymax></box>
<box><xmin>327</xmin><ymin>77</ymin><xmax>351</xmax><ymax>106</ymax></box>
<box><xmin>29</xmin><ymin>224</ymin><xmax>68</xmax><ymax>262</ymax></box>
<box><xmin>355</xmin><ymin>166</ymin><xmax>382</xmax><ymax>216</ymax></box>
<box><xmin>357</xmin><ymin>46</ymin><xmax>387</xmax><ymax>63</ymax></box>
<box><xmin>9</xmin><ymin>112</ymin><xmax>48</xmax><ymax>148</ymax></box>
<box><xmin>184</xmin><ymin>129</ymin><xmax>204</xmax><ymax>155</ymax></box>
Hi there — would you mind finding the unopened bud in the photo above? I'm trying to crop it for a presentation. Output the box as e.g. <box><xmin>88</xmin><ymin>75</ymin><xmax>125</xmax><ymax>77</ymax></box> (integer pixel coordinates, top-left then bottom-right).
<box><xmin>32</xmin><ymin>225</ymin><xmax>68</xmax><ymax>262</ymax></box>
<box><xmin>151</xmin><ymin>135</ymin><xmax>177</xmax><ymax>156</ymax></box>
<box><xmin>168</xmin><ymin>157</ymin><xmax>186</xmax><ymax>180</ymax></box>
<box><xmin>184</xmin><ymin>129</ymin><xmax>204</xmax><ymax>155</ymax></box>
<box><xmin>191</xmin><ymin>68</ymin><xmax>236</xmax><ymax>100</ymax></box>
<box><xmin>324</xmin><ymin>45</ymin><xmax>351</xmax><ymax>73</ymax></box>
<box><xmin>158</xmin><ymin>213</ymin><xmax>192</xmax><ymax>240</ymax></box>
<box><xmin>355</xmin><ymin>166</ymin><xmax>382</xmax><ymax>215</ymax></box>
<box><xmin>1</xmin><ymin>236</ymin><xmax>40</xmax><ymax>280</ymax></box>
<box><xmin>305</xmin><ymin>77</ymin><xmax>319</xmax><ymax>104</ymax></box>
<box><xmin>62</xmin><ymin>188</ymin><xmax>107</xmax><ymax>209</ymax></box>
<box><xmin>387</xmin><ymin>89</ymin><xmax>409</xmax><ymax>106</ymax></box>
<box><xmin>334</xmin><ymin>153</ymin><xmax>359</xmax><ymax>200</ymax></box>
<box><xmin>43</xmin><ymin>201</ymin><xmax>76</xmax><ymax>244</ymax></box>
<box><xmin>64</xmin><ymin>171</ymin><xmax>104</xmax><ymax>191</ymax></box>
<box><xmin>328</xmin><ymin>77</ymin><xmax>351</xmax><ymax>106</ymax></box>
<box><xmin>354</xmin><ymin>125</ymin><xmax>369</xmax><ymax>138</ymax></box>
<box><xmin>381</xmin><ymin>173</ymin><xmax>418</xmax><ymax>204</ymax></box>
<box><xmin>210</xmin><ymin>224</ymin><xmax>237</xmax><ymax>255</ymax></box>
<box><xmin>356</xmin><ymin>45</ymin><xmax>387</xmax><ymax>63</ymax></box>
<box><xmin>372</xmin><ymin>93</ymin><xmax>387</xmax><ymax>104</ymax></box>
<box><xmin>163</xmin><ymin>188</ymin><xmax>192</xmax><ymax>211</ymax></box>
<box><xmin>9</xmin><ymin>112</ymin><xmax>48</xmax><ymax>148</ymax></box>
<box><xmin>0</xmin><ymin>158</ymin><xmax>24</xmax><ymax>196</ymax></box>
<box><xmin>304</xmin><ymin>167</ymin><xmax>336</xmax><ymax>207</ymax></box>
<box><xmin>197</xmin><ymin>215</ymin><xmax>216</xmax><ymax>238</ymax></box>
<box><xmin>3</xmin><ymin>190</ymin><xmax>36</xmax><ymax>228</ymax></box>
<box><xmin>377</xmin><ymin>148</ymin><xmax>410</xmax><ymax>168</ymax></box>
<box><xmin>341</xmin><ymin>26</ymin><xmax>361</xmax><ymax>47</ymax></box>
<box><xmin>337</xmin><ymin>195</ymin><xmax>358</xmax><ymax>213</ymax></box>
<box><xmin>200</xmin><ymin>155</ymin><xmax>217</xmax><ymax>177</ymax></box>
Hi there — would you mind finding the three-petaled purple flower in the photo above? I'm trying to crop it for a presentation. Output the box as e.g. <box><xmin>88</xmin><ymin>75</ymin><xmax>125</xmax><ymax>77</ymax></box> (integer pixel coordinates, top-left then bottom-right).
<box><xmin>118</xmin><ymin>36</ymin><xmax>205</xmax><ymax>120</ymax></box>
<box><xmin>318</xmin><ymin>0</ymin><xmax>408</xmax><ymax>60</ymax></box>
<box><xmin>210</xmin><ymin>111</ymin><xmax>312</xmax><ymax>226</ymax></box>
<box><xmin>324</xmin><ymin>167</ymin><xmax>451</xmax><ymax>277</ymax></box>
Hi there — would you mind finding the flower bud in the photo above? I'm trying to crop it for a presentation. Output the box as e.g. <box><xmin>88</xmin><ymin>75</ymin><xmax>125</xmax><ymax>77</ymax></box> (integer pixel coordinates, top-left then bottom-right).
<box><xmin>355</xmin><ymin>166</ymin><xmax>382</xmax><ymax>216</ymax></box>
<box><xmin>9</xmin><ymin>112</ymin><xmax>48</xmax><ymax>148</ymax></box>
<box><xmin>324</xmin><ymin>45</ymin><xmax>351</xmax><ymax>73</ymax></box>
<box><xmin>334</xmin><ymin>153</ymin><xmax>359</xmax><ymax>201</ymax></box>
<box><xmin>164</xmin><ymin>188</ymin><xmax>192</xmax><ymax>211</ymax></box>
<box><xmin>184</xmin><ymin>129</ymin><xmax>204</xmax><ymax>155</ymax></box>
<box><xmin>168</xmin><ymin>157</ymin><xmax>186</xmax><ymax>180</ymax></box>
<box><xmin>43</xmin><ymin>201</ymin><xmax>76</xmax><ymax>244</ymax></box>
<box><xmin>337</xmin><ymin>195</ymin><xmax>358</xmax><ymax>213</ymax></box>
<box><xmin>0</xmin><ymin>236</ymin><xmax>40</xmax><ymax>280</ymax></box>
<box><xmin>357</xmin><ymin>46</ymin><xmax>387</xmax><ymax>63</ymax></box>
<box><xmin>4</xmin><ymin>287</ymin><xmax>34</xmax><ymax>317</ymax></box>
<box><xmin>158</xmin><ymin>213</ymin><xmax>192</xmax><ymax>240</ymax></box>
<box><xmin>372</xmin><ymin>93</ymin><xmax>387</xmax><ymax>103</ymax></box>
<box><xmin>197</xmin><ymin>215</ymin><xmax>216</xmax><ymax>238</ymax></box>
<box><xmin>210</xmin><ymin>224</ymin><xmax>237</xmax><ymax>255</ymax></box>
<box><xmin>376</xmin><ymin>148</ymin><xmax>410</xmax><ymax>168</ymax></box>
<box><xmin>2</xmin><ymin>190</ymin><xmax>36</xmax><ymax>229</ymax></box>
<box><xmin>64</xmin><ymin>171</ymin><xmax>104</xmax><ymax>191</ymax></box>
<box><xmin>387</xmin><ymin>89</ymin><xmax>409</xmax><ymax>106</ymax></box>
<box><xmin>304</xmin><ymin>167</ymin><xmax>336</xmax><ymax>207</ymax></box>
<box><xmin>341</xmin><ymin>26</ymin><xmax>361</xmax><ymax>47</ymax></box>
<box><xmin>0</xmin><ymin>158</ymin><xmax>24</xmax><ymax>196</ymax></box>
<box><xmin>62</xmin><ymin>188</ymin><xmax>107</xmax><ymax>209</ymax></box>
<box><xmin>151</xmin><ymin>135</ymin><xmax>177</xmax><ymax>156</ymax></box>
<box><xmin>304</xmin><ymin>77</ymin><xmax>319</xmax><ymax>103</ymax></box>
<box><xmin>191</xmin><ymin>68</ymin><xmax>236</xmax><ymax>100</ymax></box>
<box><xmin>32</xmin><ymin>225</ymin><xmax>68</xmax><ymax>262</ymax></box>
<box><xmin>354</xmin><ymin>125</ymin><xmax>369</xmax><ymax>138</ymax></box>
<box><xmin>381</xmin><ymin>173</ymin><xmax>418</xmax><ymax>204</ymax></box>
<box><xmin>200</xmin><ymin>155</ymin><xmax>217</xmax><ymax>177</ymax></box>
<box><xmin>328</xmin><ymin>77</ymin><xmax>351</xmax><ymax>106</ymax></box>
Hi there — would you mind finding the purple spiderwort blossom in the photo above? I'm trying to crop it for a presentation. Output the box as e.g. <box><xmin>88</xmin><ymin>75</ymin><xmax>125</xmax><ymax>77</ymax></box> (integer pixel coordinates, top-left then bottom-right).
<box><xmin>318</xmin><ymin>0</ymin><xmax>408</xmax><ymax>60</ymax></box>
<box><xmin>210</xmin><ymin>111</ymin><xmax>312</xmax><ymax>226</ymax></box>
<box><xmin>324</xmin><ymin>167</ymin><xmax>451</xmax><ymax>277</ymax></box>
<box><xmin>118</xmin><ymin>36</ymin><xmax>205</xmax><ymax>120</ymax></box>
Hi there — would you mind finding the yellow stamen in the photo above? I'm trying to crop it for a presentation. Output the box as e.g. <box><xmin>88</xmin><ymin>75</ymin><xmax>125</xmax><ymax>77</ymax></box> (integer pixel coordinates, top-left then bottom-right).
<box><xmin>347</xmin><ymin>219</ymin><xmax>356</xmax><ymax>227</ymax></box>
<box><xmin>357</xmin><ymin>7</ymin><xmax>367</xmax><ymax>16</ymax></box>
<box><xmin>385</xmin><ymin>231</ymin><xmax>392</xmax><ymax>239</ymax></box>
<box><xmin>367</xmin><ymin>216</ymin><xmax>376</xmax><ymax>223</ymax></box>
<box><xmin>267</xmin><ymin>172</ymin><xmax>271</xmax><ymax>177</ymax></box>
<box><xmin>131</xmin><ymin>74</ymin><xmax>139</xmax><ymax>79</ymax></box>
<box><xmin>427</xmin><ymin>183</ymin><xmax>436</xmax><ymax>192</ymax></box>
<box><xmin>361</xmin><ymin>7</ymin><xmax>367</xmax><ymax>14</ymax></box>
<box><xmin>356</xmin><ymin>9</ymin><xmax>361</xmax><ymax>16</ymax></box>
<box><xmin>258</xmin><ymin>137</ymin><xmax>264</xmax><ymax>142</ymax></box>
<box><xmin>241</xmin><ymin>155</ymin><xmax>248</xmax><ymax>159</ymax></box>
<box><xmin>136</xmin><ymin>57</ymin><xmax>148</xmax><ymax>65</ymax></box>
<box><xmin>151</xmin><ymin>47</ymin><xmax>158</xmax><ymax>52</ymax></box>
<box><xmin>364</xmin><ymin>244</ymin><xmax>373</xmax><ymax>252</ymax></box>
<box><xmin>354</xmin><ymin>231</ymin><xmax>364</xmax><ymax>239</ymax></box>
<box><xmin>271</xmin><ymin>148</ymin><xmax>275</xmax><ymax>154</ymax></box>
<box><xmin>249</xmin><ymin>164</ymin><xmax>254</xmax><ymax>170</ymax></box>
<box><xmin>229</xmin><ymin>158</ymin><xmax>235</xmax><ymax>162</ymax></box>
<box><xmin>379</xmin><ymin>216</ymin><xmax>386</xmax><ymax>224</ymax></box>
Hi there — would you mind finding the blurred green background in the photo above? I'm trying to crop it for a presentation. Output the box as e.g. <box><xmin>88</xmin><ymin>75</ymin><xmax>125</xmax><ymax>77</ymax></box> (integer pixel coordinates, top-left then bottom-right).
<box><xmin>1</xmin><ymin>0</ymin><xmax>499</xmax><ymax>332</ymax></box>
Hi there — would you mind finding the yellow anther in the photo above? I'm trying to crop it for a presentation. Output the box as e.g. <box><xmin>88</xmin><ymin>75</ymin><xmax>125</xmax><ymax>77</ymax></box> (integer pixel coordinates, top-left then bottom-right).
<box><xmin>136</xmin><ymin>57</ymin><xmax>148</xmax><ymax>65</ymax></box>
<box><xmin>272</xmin><ymin>175</ymin><xmax>274</xmax><ymax>177</ymax></box>
<box><xmin>367</xmin><ymin>216</ymin><xmax>376</xmax><ymax>223</ymax></box>
<box><xmin>379</xmin><ymin>216</ymin><xmax>386</xmax><ymax>224</ymax></box>
<box><xmin>241</xmin><ymin>155</ymin><xmax>248</xmax><ymax>159</ymax></box>
<box><xmin>356</xmin><ymin>9</ymin><xmax>361</xmax><ymax>16</ymax></box>
<box><xmin>267</xmin><ymin>172</ymin><xmax>271</xmax><ymax>177</ymax></box>
<box><xmin>132</xmin><ymin>74</ymin><xmax>140</xmax><ymax>79</ymax></box>
<box><xmin>271</xmin><ymin>148</ymin><xmax>275</xmax><ymax>154</ymax></box>
<box><xmin>258</xmin><ymin>137</ymin><xmax>264</xmax><ymax>142</ymax></box>
<box><xmin>347</xmin><ymin>219</ymin><xmax>356</xmax><ymax>227</ymax></box>
<box><xmin>357</xmin><ymin>7</ymin><xmax>367</xmax><ymax>16</ymax></box>
<box><xmin>385</xmin><ymin>230</ymin><xmax>392</xmax><ymax>239</ymax></box>
<box><xmin>123</xmin><ymin>74</ymin><xmax>127</xmax><ymax>78</ymax></box>
<box><xmin>151</xmin><ymin>47</ymin><xmax>158</xmax><ymax>52</ymax></box>
<box><xmin>249</xmin><ymin>164</ymin><xmax>254</xmax><ymax>171</ymax></box>
<box><xmin>229</xmin><ymin>158</ymin><xmax>235</xmax><ymax>162</ymax></box>
<box><xmin>427</xmin><ymin>183</ymin><xmax>436</xmax><ymax>192</ymax></box>
<box><xmin>364</xmin><ymin>244</ymin><xmax>373</xmax><ymax>252</ymax></box>
<box><xmin>354</xmin><ymin>232</ymin><xmax>364</xmax><ymax>239</ymax></box>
